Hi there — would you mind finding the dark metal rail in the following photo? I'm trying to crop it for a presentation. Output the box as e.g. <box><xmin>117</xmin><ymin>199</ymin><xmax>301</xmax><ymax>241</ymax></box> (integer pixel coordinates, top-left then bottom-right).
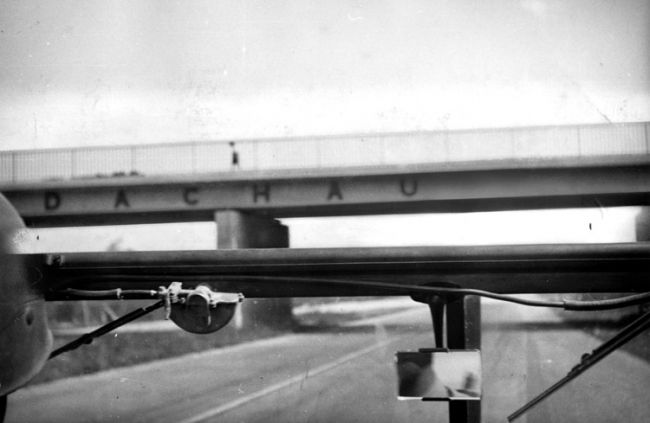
<box><xmin>39</xmin><ymin>242</ymin><xmax>650</xmax><ymax>298</ymax></box>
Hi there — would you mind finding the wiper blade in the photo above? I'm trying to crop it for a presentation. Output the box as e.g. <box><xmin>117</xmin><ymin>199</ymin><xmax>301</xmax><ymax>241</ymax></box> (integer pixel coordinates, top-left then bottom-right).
<box><xmin>508</xmin><ymin>308</ymin><xmax>650</xmax><ymax>422</ymax></box>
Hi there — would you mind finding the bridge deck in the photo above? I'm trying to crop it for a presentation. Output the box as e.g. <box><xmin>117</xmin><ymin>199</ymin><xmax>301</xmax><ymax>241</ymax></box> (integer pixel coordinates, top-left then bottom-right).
<box><xmin>2</xmin><ymin>122</ymin><xmax>649</xmax><ymax>227</ymax></box>
<box><xmin>2</xmin><ymin>155</ymin><xmax>649</xmax><ymax>226</ymax></box>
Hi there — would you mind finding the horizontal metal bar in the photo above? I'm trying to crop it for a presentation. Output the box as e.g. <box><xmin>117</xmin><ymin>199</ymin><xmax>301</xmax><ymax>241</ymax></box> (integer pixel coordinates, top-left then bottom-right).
<box><xmin>39</xmin><ymin>243</ymin><xmax>650</xmax><ymax>298</ymax></box>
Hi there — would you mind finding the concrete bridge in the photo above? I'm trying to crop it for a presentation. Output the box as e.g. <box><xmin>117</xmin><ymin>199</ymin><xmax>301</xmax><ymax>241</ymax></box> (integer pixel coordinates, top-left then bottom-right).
<box><xmin>1</xmin><ymin>122</ymin><xmax>649</xmax><ymax>228</ymax></box>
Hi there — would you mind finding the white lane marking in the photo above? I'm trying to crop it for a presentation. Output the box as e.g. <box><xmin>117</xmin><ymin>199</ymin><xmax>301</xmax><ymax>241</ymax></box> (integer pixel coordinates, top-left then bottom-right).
<box><xmin>178</xmin><ymin>339</ymin><xmax>394</xmax><ymax>423</ymax></box>
<box><xmin>293</xmin><ymin>297</ymin><xmax>416</xmax><ymax>315</ymax></box>
<box><xmin>342</xmin><ymin>306</ymin><xmax>428</xmax><ymax>327</ymax></box>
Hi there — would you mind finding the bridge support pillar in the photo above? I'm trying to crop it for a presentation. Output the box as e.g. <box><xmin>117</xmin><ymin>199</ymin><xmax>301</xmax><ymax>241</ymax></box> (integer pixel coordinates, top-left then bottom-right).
<box><xmin>635</xmin><ymin>207</ymin><xmax>650</xmax><ymax>241</ymax></box>
<box><xmin>215</xmin><ymin>210</ymin><xmax>294</xmax><ymax>330</ymax></box>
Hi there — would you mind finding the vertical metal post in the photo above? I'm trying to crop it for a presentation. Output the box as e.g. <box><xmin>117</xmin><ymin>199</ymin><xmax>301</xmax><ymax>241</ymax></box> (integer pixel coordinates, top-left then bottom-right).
<box><xmin>446</xmin><ymin>295</ymin><xmax>481</xmax><ymax>423</ymax></box>
<box><xmin>317</xmin><ymin>138</ymin><xmax>323</xmax><ymax>168</ymax></box>
<box><xmin>191</xmin><ymin>142</ymin><xmax>197</xmax><ymax>174</ymax></box>
<box><xmin>11</xmin><ymin>152</ymin><xmax>16</xmax><ymax>183</ymax></box>
<box><xmin>70</xmin><ymin>149</ymin><xmax>76</xmax><ymax>179</ymax></box>
<box><xmin>251</xmin><ymin>140</ymin><xmax>257</xmax><ymax>170</ymax></box>
<box><xmin>130</xmin><ymin>146</ymin><xmax>136</xmax><ymax>173</ymax></box>
<box><xmin>0</xmin><ymin>393</ymin><xmax>6</xmax><ymax>421</ymax></box>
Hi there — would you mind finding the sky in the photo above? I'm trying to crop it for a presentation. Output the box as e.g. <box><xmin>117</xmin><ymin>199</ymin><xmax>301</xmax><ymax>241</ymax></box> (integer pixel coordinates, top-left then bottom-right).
<box><xmin>2</xmin><ymin>0</ymin><xmax>648</xmax><ymax>250</ymax></box>
<box><xmin>0</xmin><ymin>0</ymin><xmax>648</xmax><ymax>151</ymax></box>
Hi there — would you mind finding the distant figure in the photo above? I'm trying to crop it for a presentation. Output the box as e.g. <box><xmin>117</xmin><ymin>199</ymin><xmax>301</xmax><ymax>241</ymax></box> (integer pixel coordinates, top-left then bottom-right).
<box><xmin>229</xmin><ymin>141</ymin><xmax>240</xmax><ymax>170</ymax></box>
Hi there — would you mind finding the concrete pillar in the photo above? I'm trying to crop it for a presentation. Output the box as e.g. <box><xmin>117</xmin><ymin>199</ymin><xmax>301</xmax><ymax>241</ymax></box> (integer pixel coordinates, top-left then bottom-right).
<box><xmin>635</xmin><ymin>207</ymin><xmax>650</xmax><ymax>241</ymax></box>
<box><xmin>215</xmin><ymin>210</ymin><xmax>293</xmax><ymax>329</ymax></box>
<box><xmin>216</xmin><ymin>210</ymin><xmax>289</xmax><ymax>249</ymax></box>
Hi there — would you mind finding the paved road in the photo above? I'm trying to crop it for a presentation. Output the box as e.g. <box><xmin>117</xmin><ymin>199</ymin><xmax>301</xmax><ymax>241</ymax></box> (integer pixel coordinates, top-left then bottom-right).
<box><xmin>7</xmin><ymin>301</ymin><xmax>650</xmax><ymax>423</ymax></box>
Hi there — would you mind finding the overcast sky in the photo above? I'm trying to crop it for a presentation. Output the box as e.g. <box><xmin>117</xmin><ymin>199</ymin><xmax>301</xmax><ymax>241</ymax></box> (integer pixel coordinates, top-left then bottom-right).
<box><xmin>1</xmin><ymin>0</ymin><xmax>648</xmax><ymax>150</ymax></box>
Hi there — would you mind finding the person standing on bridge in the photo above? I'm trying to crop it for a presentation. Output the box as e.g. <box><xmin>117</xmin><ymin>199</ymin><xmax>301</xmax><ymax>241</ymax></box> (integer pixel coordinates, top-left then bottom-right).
<box><xmin>229</xmin><ymin>141</ymin><xmax>240</xmax><ymax>170</ymax></box>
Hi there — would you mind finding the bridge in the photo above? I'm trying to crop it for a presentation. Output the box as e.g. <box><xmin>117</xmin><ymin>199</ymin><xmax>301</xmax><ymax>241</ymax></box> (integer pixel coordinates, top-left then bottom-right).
<box><xmin>1</xmin><ymin>121</ymin><xmax>649</xmax><ymax>228</ymax></box>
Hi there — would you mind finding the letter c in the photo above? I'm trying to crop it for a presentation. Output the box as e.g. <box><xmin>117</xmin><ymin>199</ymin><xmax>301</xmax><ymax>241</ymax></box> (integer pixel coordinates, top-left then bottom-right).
<box><xmin>183</xmin><ymin>187</ymin><xmax>199</xmax><ymax>205</ymax></box>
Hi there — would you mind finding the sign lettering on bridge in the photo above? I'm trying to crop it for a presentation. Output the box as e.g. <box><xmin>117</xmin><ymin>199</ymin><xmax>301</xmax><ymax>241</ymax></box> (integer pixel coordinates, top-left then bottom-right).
<box><xmin>0</xmin><ymin>159</ymin><xmax>648</xmax><ymax>226</ymax></box>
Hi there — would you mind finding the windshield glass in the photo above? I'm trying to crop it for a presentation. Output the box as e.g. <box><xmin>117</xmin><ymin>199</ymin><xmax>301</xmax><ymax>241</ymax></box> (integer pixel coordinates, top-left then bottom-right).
<box><xmin>2</xmin><ymin>1</ymin><xmax>649</xmax><ymax>422</ymax></box>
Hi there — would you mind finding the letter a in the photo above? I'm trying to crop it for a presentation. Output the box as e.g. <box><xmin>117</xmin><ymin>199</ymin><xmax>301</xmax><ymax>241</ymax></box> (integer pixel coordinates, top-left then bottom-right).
<box><xmin>327</xmin><ymin>181</ymin><xmax>343</xmax><ymax>200</ymax></box>
<box><xmin>114</xmin><ymin>189</ymin><xmax>130</xmax><ymax>208</ymax></box>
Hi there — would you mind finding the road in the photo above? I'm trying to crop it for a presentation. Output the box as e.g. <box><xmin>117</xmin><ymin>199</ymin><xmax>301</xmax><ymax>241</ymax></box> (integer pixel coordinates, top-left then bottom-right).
<box><xmin>6</xmin><ymin>300</ymin><xmax>650</xmax><ymax>423</ymax></box>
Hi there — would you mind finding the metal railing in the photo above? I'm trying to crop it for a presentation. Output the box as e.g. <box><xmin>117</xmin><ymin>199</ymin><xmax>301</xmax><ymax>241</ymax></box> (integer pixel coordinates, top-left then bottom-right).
<box><xmin>1</xmin><ymin>122</ymin><xmax>648</xmax><ymax>183</ymax></box>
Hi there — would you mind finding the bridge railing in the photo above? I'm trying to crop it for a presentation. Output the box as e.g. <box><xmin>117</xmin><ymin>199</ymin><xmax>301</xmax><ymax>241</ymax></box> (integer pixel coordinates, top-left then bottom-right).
<box><xmin>1</xmin><ymin>122</ymin><xmax>648</xmax><ymax>183</ymax></box>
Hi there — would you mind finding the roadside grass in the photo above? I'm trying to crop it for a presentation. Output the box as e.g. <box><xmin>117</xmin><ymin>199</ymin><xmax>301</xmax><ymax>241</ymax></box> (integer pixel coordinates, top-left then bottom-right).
<box><xmin>30</xmin><ymin>324</ymin><xmax>285</xmax><ymax>385</ymax></box>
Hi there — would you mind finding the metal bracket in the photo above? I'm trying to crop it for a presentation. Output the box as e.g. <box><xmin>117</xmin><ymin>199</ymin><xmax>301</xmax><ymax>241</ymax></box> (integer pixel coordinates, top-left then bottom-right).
<box><xmin>159</xmin><ymin>281</ymin><xmax>184</xmax><ymax>320</ymax></box>
<box><xmin>165</xmin><ymin>283</ymin><xmax>244</xmax><ymax>334</ymax></box>
<box><xmin>411</xmin><ymin>291</ymin><xmax>459</xmax><ymax>349</ymax></box>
